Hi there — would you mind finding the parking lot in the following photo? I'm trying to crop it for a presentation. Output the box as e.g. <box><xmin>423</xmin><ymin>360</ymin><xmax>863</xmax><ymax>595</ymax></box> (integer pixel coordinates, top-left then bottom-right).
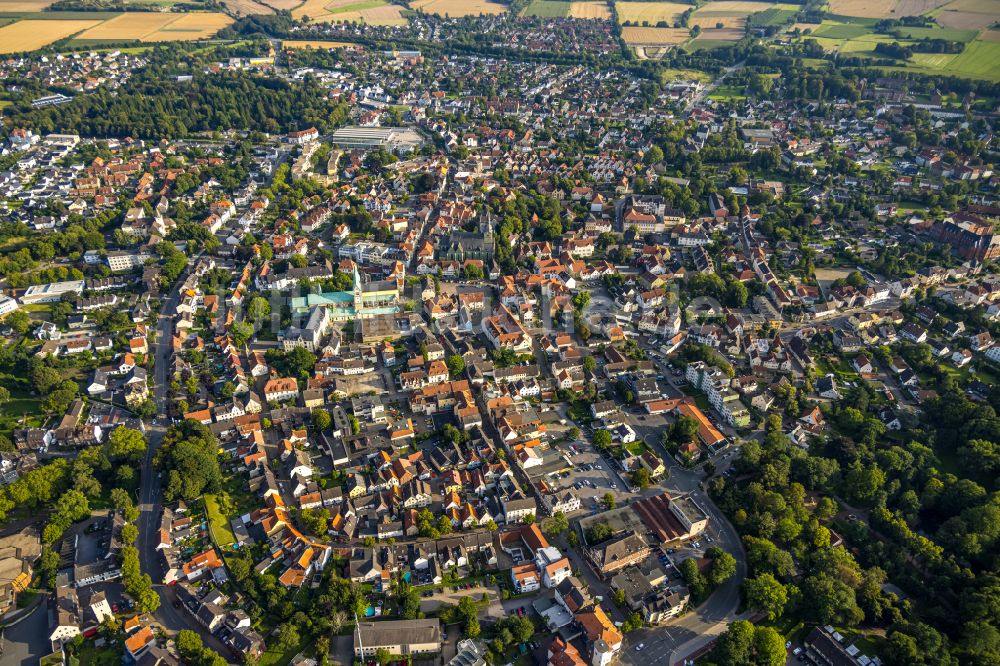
<box><xmin>544</xmin><ymin>440</ymin><xmax>635</xmax><ymax>511</ymax></box>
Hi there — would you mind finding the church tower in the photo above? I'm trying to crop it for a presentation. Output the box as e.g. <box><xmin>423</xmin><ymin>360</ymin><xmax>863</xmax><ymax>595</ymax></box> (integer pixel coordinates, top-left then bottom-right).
<box><xmin>353</xmin><ymin>263</ymin><xmax>363</xmax><ymax>311</ymax></box>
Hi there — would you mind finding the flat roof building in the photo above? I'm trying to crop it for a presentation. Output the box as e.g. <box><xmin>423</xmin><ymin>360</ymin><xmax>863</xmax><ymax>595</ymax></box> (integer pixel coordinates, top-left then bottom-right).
<box><xmin>354</xmin><ymin>618</ymin><xmax>441</xmax><ymax>658</ymax></box>
<box><xmin>330</xmin><ymin>126</ymin><xmax>423</xmax><ymax>153</ymax></box>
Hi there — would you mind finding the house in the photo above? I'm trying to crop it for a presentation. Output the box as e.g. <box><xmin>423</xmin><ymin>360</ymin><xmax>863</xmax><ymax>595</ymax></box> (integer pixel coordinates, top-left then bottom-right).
<box><xmin>354</xmin><ymin>619</ymin><xmax>441</xmax><ymax>659</ymax></box>
<box><xmin>264</xmin><ymin>377</ymin><xmax>299</xmax><ymax>403</ymax></box>
<box><xmin>816</xmin><ymin>374</ymin><xmax>840</xmax><ymax>400</ymax></box>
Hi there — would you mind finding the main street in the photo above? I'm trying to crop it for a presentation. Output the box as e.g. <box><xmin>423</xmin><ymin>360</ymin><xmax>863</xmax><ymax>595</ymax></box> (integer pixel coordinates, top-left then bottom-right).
<box><xmin>135</xmin><ymin>258</ymin><xmax>234</xmax><ymax>656</ymax></box>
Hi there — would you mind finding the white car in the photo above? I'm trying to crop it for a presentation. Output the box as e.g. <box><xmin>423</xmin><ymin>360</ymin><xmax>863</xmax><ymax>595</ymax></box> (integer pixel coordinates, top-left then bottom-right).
<box><xmin>635</xmin><ymin>643</ymin><xmax>644</xmax><ymax>651</ymax></box>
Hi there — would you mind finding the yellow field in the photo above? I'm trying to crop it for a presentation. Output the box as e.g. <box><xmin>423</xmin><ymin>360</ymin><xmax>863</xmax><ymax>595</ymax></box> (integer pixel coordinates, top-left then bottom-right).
<box><xmin>569</xmin><ymin>1</ymin><xmax>611</xmax><ymax>18</ymax></box>
<box><xmin>284</xmin><ymin>39</ymin><xmax>358</xmax><ymax>47</ymax></box>
<box><xmin>143</xmin><ymin>12</ymin><xmax>233</xmax><ymax>40</ymax></box>
<box><xmin>410</xmin><ymin>0</ymin><xmax>506</xmax><ymax>15</ymax></box>
<box><xmin>261</xmin><ymin>0</ymin><xmax>302</xmax><ymax>7</ymax></box>
<box><xmin>621</xmin><ymin>25</ymin><xmax>690</xmax><ymax>43</ymax></box>
<box><xmin>688</xmin><ymin>1</ymin><xmax>792</xmax><ymax>29</ymax></box>
<box><xmin>75</xmin><ymin>11</ymin><xmax>231</xmax><ymax>41</ymax></box>
<box><xmin>692</xmin><ymin>26</ymin><xmax>744</xmax><ymax>39</ymax></box>
<box><xmin>0</xmin><ymin>19</ymin><xmax>101</xmax><ymax>53</ymax></box>
<box><xmin>616</xmin><ymin>1</ymin><xmax>690</xmax><ymax>24</ymax></box>
<box><xmin>0</xmin><ymin>0</ymin><xmax>55</xmax><ymax>9</ymax></box>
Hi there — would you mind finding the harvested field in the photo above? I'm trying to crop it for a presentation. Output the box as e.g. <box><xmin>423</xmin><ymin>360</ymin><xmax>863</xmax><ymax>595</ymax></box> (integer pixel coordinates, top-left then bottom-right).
<box><xmin>936</xmin><ymin>9</ymin><xmax>999</xmax><ymax>29</ymax></box>
<box><xmin>296</xmin><ymin>0</ymin><xmax>406</xmax><ymax>22</ymax></box>
<box><xmin>893</xmin><ymin>0</ymin><xmax>950</xmax><ymax>13</ymax></box>
<box><xmin>0</xmin><ymin>0</ymin><xmax>55</xmax><ymax>10</ymax></box>
<box><xmin>828</xmin><ymin>0</ymin><xmax>897</xmax><ymax>16</ymax></box>
<box><xmin>222</xmin><ymin>0</ymin><xmax>274</xmax><ymax>14</ymax></box>
<box><xmin>935</xmin><ymin>0</ymin><xmax>1000</xmax><ymax>11</ymax></box>
<box><xmin>284</xmin><ymin>38</ymin><xmax>357</xmax><ymax>47</ymax></box>
<box><xmin>260</xmin><ymin>0</ymin><xmax>302</xmax><ymax>8</ymax></box>
<box><xmin>570</xmin><ymin>0</ymin><xmax>610</xmax><ymax>18</ymax></box>
<box><xmin>76</xmin><ymin>12</ymin><xmax>178</xmax><ymax>39</ymax></box>
<box><xmin>410</xmin><ymin>0</ymin><xmax>506</xmax><ymax>16</ymax></box>
<box><xmin>981</xmin><ymin>28</ymin><xmax>1000</xmax><ymax>40</ymax></box>
<box><xmin>616</xmin><ymin>1</ymin><xmax>690</xmax><ymax>24</ymax></box>
<box><xmin>692</xmin><ymin>26</ymin><xmax>744</xmax><ymax>40</ymax></box>
<box><xmin>142</xmin><ymin>12</ymin><xmax>232</xmax><ymax>39</ymax></box>
<box><xmin>621</xmin><ymin>25</ymin><xmax>689</xmax><ymax>43</ymax></box>
<box><xmin>0</xmin><ymin>18</ymin><xmax>99</xmax><ymax>52</ymax></box>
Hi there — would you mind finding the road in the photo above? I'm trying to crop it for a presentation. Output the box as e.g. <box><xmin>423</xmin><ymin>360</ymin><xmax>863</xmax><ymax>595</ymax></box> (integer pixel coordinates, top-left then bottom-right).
<box><xmin>681</xmin><ymin>61</ymin><xmax>745</xmax><ymax>117</ymax></box>
<box><xmin>134</xmin><ymin>259</ymin><xmax>235</xmax><ymax>657</ymax></box>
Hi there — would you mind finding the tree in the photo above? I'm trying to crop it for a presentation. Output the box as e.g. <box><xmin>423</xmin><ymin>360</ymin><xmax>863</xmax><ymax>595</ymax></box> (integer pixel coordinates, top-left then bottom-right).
<box><xmin>246</xmin><ymin>295</ymin><xmax>271</xmax><ymax>324</ymax></box>
<box><xmin>106</xmin><ymin>427</ymin><xmax>147</xmax><ymax>462</ymax></box>
<box><xmin>176</xmin><ymin>630</ymin><xmax>204</xmax><ymax>661</ymax></box>
<box><xmin>670</xmin><ymin>416</ymin><xmax>699</xmax><ymax>445</ymax></box>
<box><xmin>583</xmin><ymin>356</ymin><xmax>596</xmax><ymax>375</ymax></box>
<box><xmin>631</xmin><ymin>468</ymin><xmax>652</xmax><ymax>489</ymax></box>
<box><xmin>110</xmin><ymin>487</ymin><xmax>133</xmax><ymax>512</ymax></box>
<box><xmin>592</xmin><ymin>430</ymin><xmax>612</xmax><ymax>448</ymax></box>
<box><xmin>276</xmin><ymin>622</ymin><xmax>300</xmax><ymax>650</ymax></box>
<box><xmin>375</xmin><ymin>648</ymin><xmax>392</xmax><ymax>665</ymax></box>
<box><xmin>753</xmin><ymin>625</ymin><xmax>788</xmax><ymax>666</ymax></box>
<box><xmin>543</xmin><ymin>511</ymin><xmax>569</xmax><ymax>536</ymax></box>
<box><xmin>742</xmin><ymin>573</ymin><xmax>788</xmax><ymax>621</ymax></box>
<box><xmin>711</xmin><ymin>619</ymin><xmax>754</xmax><ymax>665</ymax></box>
<box><xmin>312</xmin><ymin>409</ymin><xmax>331</xmax><ymax>431</ymax></box>
<box><xmin>446</xmin><ymin>354</ymin><xmax>466</xmax><ymax>377</ymax></box>
<box><xmin>230</xmin><ymin>320</ymin><xmax>254</xmax><ymax>347</ymax></box>
<box><xmin>706</xmin><ymin>548</ymin><xmax>737</xmax><ymax>587</ymax></box>
<box><xmin>155</xmin><ymin>421</ymin><xmax>222</xmax><ymax>502</ymax></box>
<box><xmin>644</xmin><ymin>145</ymin><xmax>664</xmax><ymax>165</ymax></box>
<box><xmin>802</xmin><ymin>573</ymin><xmax>864</xmax><ymax>627</ymax></box>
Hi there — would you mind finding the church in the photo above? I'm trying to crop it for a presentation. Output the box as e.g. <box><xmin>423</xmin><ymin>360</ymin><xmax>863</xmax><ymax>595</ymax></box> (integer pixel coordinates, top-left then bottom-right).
<box><xmin>289</xmin><ymin>264</ymin><xmax>400</xmax><ymax>321</ymax></box>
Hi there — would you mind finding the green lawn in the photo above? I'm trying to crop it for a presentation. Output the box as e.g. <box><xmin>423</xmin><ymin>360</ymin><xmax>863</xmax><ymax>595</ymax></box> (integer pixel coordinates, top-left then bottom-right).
<box><xmin>257</xmin><ymin>637</ymin><xmax>308</xmax><ymax>666</ymax></box>
<box><xmin>521</xmin><ymin>0</ymin><xmax>570</xmax><ymax>17</ymax></box>
<box><xmin>204</xmin><ymin>494</ymin><xmax>236</xmax><ymax>547</ymax></box>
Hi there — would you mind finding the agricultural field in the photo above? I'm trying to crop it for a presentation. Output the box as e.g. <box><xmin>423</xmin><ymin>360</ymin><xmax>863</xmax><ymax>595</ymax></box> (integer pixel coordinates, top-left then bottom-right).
<box><xmin>522</xmin><ymin>0</ymin><xmax>569</xmax><ymax>17</ymax></box>
<box><xmin>293</xmin><ymin>0</ymin><xmax>406</xmax><ymax>24</ymax></box>
<box><xmin>259</xmin><ymin>0</ymin><xmax>301</xmax><ymax>8</ymax></box>
<box><xmin>0</xmin><ymin>0</ymin><xmax>55</xmax><ymax>10</ymax></box>
<box><xmin>933</xmin><ymin>0</ymin><xmax>1000</xmax><ymax>29</ymax></box>
<box><xmin>689</xmin><ymin>0</ymin><xmax>795</xmax><ymax>30</ymax></box>
<box><xmin>409</xmin><ymin>0</ymin><xmax>507</xmax><ymax>16</ymax></box>
<box><xmin>569</xmin><ymin>0</ymin><xmax>610</xmax><ymax>18</ymax></box>
<box><xmin>72</xmin><ymin>10</ymin><xmax>232</xmax><ymax>41</ymax></box>
<box><xmin>621</xmin><ymin>25</ymin><xmax>690</xmax><ymax>43</ymax></box>
<box><xmin>221</xmin><ymin>0</ymin><xmax>274</xmax><ymax>15</ymax></box>
<box><xmin>0</xmin><ymin>18</ymin><xmax>101</xmax><ymax>53</ymax></box>
<box><xmin>616</xmin><ymin>1</ymin><xmax>690</xmax><ymax>25</ymax></box>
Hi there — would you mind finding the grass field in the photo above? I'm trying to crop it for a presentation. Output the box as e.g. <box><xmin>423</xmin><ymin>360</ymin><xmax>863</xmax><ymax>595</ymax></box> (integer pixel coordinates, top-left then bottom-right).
<box><xmin>748</xmin><ymin>6</ymin><xmax>797</xmax><ymax>25</ymax></box>
<box><xmin>828</xmin><ymin>0</ymin><xmax>951</xmax><ymax>16</ymax></box>
<box><xmin>409</xmin><ymin>0</ymin><xmax>506</xmax><ymax>16</ymax></box>
<box><xmin>204</xmin><ymin>494</ymin><xmax>236</xmax><ymax>547</ymax></box>
<box><xmin>622</xmin><ymin>25</ymin><xmax>690</xmax><ymax>43</ymax></box>
<box><xmin>0</xmin><ymin>18</ymin><xmax>100</xmax><ymax>52</ymax></box>
<box><xmin>522</xmin><ymin>0</ymin><xmax>569</xmax><ymax>16</ymax></box>
<box><xmin>570</xmin><ymin>0</ymin><xmax>610</xmax><ymax>18</ymax></box>
<box><xmin>617</xmin><ymin>1</ymin><xmax>690</xmax><ymax>24</ymax></box>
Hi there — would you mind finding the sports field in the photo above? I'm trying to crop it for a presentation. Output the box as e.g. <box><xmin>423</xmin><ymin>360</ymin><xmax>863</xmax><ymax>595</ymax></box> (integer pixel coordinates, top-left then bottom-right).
<box><xmin>410</xmin><ymin>0</ymin><xmax>507</xmax><ymax>16</ymax></box>
<box><xmin>617</xmin><ymin>1</ymin><xmax>690</xmax><ymax>24</ymax></box>
<box><xmin>0</xmin><ymin>18</ymin><xmax>100</xmax><ymax>52</ymax></box>
<box><xmin>570</xmin><ymin>1</ymin><xmax>610</xmax><ymax>18</ymax></box>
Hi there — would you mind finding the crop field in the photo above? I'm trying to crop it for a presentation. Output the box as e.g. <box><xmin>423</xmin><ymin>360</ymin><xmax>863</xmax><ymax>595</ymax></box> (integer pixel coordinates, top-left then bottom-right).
<box><xmin>933</xmin><ymin>0</ymin><xmax>1000</xmax><ymax>29</ymax></box>
<box><xmin>142</xmin><ymin>12</ymin><xmax>233</xmax><ymax>39</ymax></box>
<box><xmin>522</xmin><ymin>0</ymin><xmax>569</xmax><ymax>16</ymax></box>
<box><xmin>621</xmin><ymin>25</ymin><xmax>690</xmax><ymax>43</ymax></box>
<box><xmin>222</xmin><ymin>0</ymin><xmax>274</xmax><ymax>15</ymax></box>
<box><xmin>75</xmin><ymin>12</ymin><xmax>180</xmax><ymax>39</ymax></box>
<box><xmin>0</xmin><ymin>0</ymin><xmax>55</xmax><ymax>10</ymax></box>
<box><xmin>409</xmin><ymin>0</ymin><xmax>507</xmax><ymax>16</ymax></box>
<box><xmin>981</xmin><ymin>28</ymin><xmax>1000</xmax><ymax>39</ymax></box>
<box><xmin>690</xmin><ymin>0</ymin><xmax>792</xmax><ymax>29</ymax></box>
<box><xmin>293</xmin><ymin>0</ymin><xmax>405</xmax><ymax>23</ymax></box>
<box><xmin>0</xmin><ymin>18</ymin><xmax>100</xmax><ymax>52</ymax></box>
<box><xmin>260</xmin><ymin>0</ymin><xmax>302</xmax><ymax>8</ymax></box>
<box><xmin>570</xmin><ymin>1</ymin><xmax>610</xmax><ymax>18</ymax></box>
<box><xmin>617</xmin><ymin>1</ymin><xmax>690</xmax><ymax>24</ymax></box>
<box><xmin>690</xmin><ymin>26</ymin><xmax>745</xmax><ymax>42</ymax></box>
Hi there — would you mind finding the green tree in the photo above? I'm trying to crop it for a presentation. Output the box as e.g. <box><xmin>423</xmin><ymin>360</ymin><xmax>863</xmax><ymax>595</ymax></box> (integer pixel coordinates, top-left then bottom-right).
<box><xmin>312</xmin><ymin>408</ymin><xmax>331</xmax><ymax>431</ymax></box>
<box><xmin>603</xmin><ymin>492</ymin><xmax>616</xmax><ymax>509</ymax></box>
<box><xmin>154</xmin><ymin>421</ymin><xmax>222</xmax><ymax>502</ymax></box>
<box><xmin>753</xmin><ymin>625</ymin><xmax>788</xmax><ymax>666</ymax></box>
<box><xmin>593</xmin><ymin>430</ymin><xmax>612</xmax><ymax>448</ymax></box>
<box><xmin>446</xmin><ymin>354</ymin><xmax>466</xmax><ymax>377</ymax></box>
<box><xmin>711</xmin><ymin>619</ymin><xmax>754</xmax><ymax>665</ymax></box>
<box><xmin>631</xmin><ymin>468</ymin><xmax>652</xmax><ymax>489</ymax></box>
<box><xmin>742</xmin><ymin>573</ymin><xmax>788</xmax><ymax>621</ymax></box>
<box><xmin>106</xmin><ymin>427</ymin><xmax>147</xmax><ymax>462</ymax></box>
